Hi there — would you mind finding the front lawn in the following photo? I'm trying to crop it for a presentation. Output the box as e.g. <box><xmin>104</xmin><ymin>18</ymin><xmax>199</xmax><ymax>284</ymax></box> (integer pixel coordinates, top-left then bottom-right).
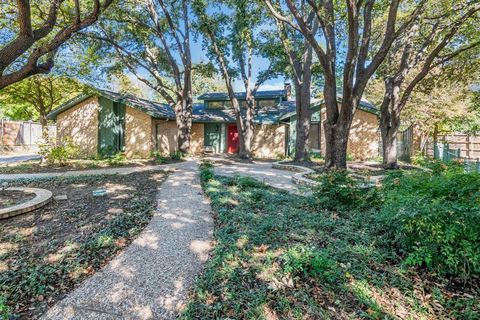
<box><xmin>182</xmin><ymin>164</ymin><xmax>479</xmax><ymax>319</ymax></box>
<box><xmin>0</xmin><ymin>170</ymin><xmax>167</xmax><ymax>319</ymax></box>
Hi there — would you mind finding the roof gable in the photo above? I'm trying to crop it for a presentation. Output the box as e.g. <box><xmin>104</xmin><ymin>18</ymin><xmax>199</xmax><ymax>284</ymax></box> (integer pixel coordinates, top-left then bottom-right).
<box><xmin>48</xmin><ymin>89</ymin><xmax>175</xmax><ymax>120</ymax></box>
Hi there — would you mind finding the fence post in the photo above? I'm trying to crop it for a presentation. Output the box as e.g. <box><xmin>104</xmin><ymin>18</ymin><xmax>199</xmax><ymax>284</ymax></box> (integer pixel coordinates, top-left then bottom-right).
<box><xmin>477</xmin><ymin>158</ymin><xmax>480</xmax><ymax>173</ymax></box>
<box><xmin>466</xmin><ymin>134</ymin><xmax>470</xmax><ymax>159</ymax></box>
<box><xmin>457</xmin><ymin>148</ymin><xmax>461</xmax><ymax>159</ymax></box>
<box><xmin>443</xmin><ymin>143</ymin><xmax>449</xmax><ymax>162</ymax></box>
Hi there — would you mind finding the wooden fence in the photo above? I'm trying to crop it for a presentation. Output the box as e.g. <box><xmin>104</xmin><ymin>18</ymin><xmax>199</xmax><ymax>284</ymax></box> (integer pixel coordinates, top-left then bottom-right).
<box><xmin>425</xmin><ymin>133</ymin><xmax>480</xmax><ymax>160</ymax></box>
<box><xmin>0</xmin><ymin>119</ymin><xmax>56</xmax><ymax>153</ymax></box>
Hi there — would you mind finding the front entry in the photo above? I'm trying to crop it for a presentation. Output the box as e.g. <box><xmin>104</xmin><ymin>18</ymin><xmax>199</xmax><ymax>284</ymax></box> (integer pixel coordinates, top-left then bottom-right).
<box><xmin>227</xmin><ymin>125</ymin><xmax>239</xmax><ymax>154</ymax></box>
<box><xmin>204</xmin><ymin>123</ymin><xmax>222</xmax><ymax>153</ymax></box>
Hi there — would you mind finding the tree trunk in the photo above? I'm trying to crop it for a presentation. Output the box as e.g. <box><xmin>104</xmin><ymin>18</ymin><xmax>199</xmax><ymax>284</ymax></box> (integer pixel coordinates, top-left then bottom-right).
<box><xmin>292</xmin><ymin>44</ymin><xmax>313</xmax><ymax>163</ymax></box>
<box><xmin>242</xmin><ymin>94</ymin><xmax>255</xmax><ymax>159</ymax></box>
<box><xmin>381</xmin><ymin>127</ymin><xmax>399</xmax><ymax>169</ymax></box>
<box><xmin>379</xmin><ymin>80</ymin><xmax>401</xmax><ymax>169</ymax></box>
<box><xmin>234</xmin><ymin>98</ymin><xmax>248</xmax><ymax>158</ymax></box>
<box><xmin>174</xmin><ymin>97</ymin><xmax>192</xmax><ymax>154</ymax></box>
<box><xmin>322</xmin><ymin>77</ymin><xmax>338</xmax><ymax>168</ymax></box>
<box><xmin>293</xmin><ymin>81</ymin><xmax>311</xmax><ymax>162</ymax></box>
<box><xmin>39</xmin><ymin>111</ymin><xmax>49</xmax><ymax>140</ymax></box>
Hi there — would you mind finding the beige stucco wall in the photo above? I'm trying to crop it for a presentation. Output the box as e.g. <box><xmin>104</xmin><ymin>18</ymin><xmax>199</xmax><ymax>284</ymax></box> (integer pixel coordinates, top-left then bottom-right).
<box><xmin>56</xmin><ymin>97</ymin><xmax>99</xmax><ymax>157</ymax></box>
<box><xmin>252</xmin><ymin>124</ymin><xmax>286</xmax><ymax>159</ymax></box>
<box><xmin>124</xmin><ymin>106</ymin><xmax>153</xmax><ymax>158</ymax></box>
<box><xmin>319</xmin><ymin>108</ymin><xmax>379</xmax><ymax>160</ymax></box>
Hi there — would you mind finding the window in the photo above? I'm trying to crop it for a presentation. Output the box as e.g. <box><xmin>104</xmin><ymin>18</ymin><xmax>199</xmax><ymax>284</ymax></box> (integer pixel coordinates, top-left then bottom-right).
<box><xmin>206</xmin><ymin>101</ymin><xmax>224</xmax><ymax>109</ymax></box>
<box><xmin>257</xmin><ymin>99</ymin><xmax>278</xmax><ymax>108</ymax></box>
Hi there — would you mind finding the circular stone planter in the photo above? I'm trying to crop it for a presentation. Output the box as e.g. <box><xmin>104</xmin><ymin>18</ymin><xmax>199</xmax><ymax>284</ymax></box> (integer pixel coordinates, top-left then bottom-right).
<box><xmin>0</xmin><ymin>187</ymin><xmax>53</xmax><ymax>219</ymax></box>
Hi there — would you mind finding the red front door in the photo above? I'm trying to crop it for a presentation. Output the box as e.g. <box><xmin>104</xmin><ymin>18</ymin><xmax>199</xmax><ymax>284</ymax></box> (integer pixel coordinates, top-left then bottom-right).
<box><xmin>227</xmin><ymin>125</ymin><xmax>239</xmax><ymax>154</ymax></box>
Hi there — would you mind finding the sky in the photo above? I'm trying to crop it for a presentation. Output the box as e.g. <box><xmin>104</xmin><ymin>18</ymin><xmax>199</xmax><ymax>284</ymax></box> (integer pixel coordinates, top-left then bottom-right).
<box><xmin>187</xmin><ymin>37</ymin><xmax>286</xmax><ymax>92</ymax></box>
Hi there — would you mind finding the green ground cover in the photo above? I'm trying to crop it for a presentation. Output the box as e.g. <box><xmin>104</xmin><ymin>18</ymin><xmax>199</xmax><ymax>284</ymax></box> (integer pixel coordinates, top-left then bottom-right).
<box><xmin>182</xmin><ymin>161</ymin><xmax>479</xmax><ymax>319</ymax></box>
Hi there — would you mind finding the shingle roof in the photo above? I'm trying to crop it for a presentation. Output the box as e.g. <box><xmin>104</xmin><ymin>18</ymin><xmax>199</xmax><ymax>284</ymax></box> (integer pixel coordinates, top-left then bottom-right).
<box><xmin>47</xmin><ymin>89</ymin><xmax>176</xmax><ymax>120</ymax></box>
<box><xmin>192</xmin><ymin>101</ymin><xmax>296</xmax><ymax>124</ymax></box>
<box><xmin>197</xmin><ymin>90</ymin><xmax>287</xmax><ymax>101</ymax></box>
<box><xmin>48</xmin><ymin>89</ymin><xmax>378</xmax><ymax>124</ymax></box>
<box><xmin>278</xmin><ymin>97</ymin><xmax>378</xmax><ymax>121</ymax></box>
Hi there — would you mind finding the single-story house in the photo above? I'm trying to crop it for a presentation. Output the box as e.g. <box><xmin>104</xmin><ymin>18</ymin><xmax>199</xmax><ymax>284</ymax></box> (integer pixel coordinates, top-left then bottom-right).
<box><xmin>47</xmin><ymin>87</ymin><xmax>380</xmax><ymax>160</ymax></box>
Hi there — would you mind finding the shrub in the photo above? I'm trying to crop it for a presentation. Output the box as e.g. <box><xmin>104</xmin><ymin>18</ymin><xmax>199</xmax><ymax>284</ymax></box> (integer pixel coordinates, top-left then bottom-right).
<box><xmin>171</xmin><ymin>151</ymin><xmax>184</xmax><ymax>160</ymax></box>
<box><xmin>312</xmin><ymin>171</ymin><xmax>379</xmax><ymax>211</ymax></box>
<box><xmin>199</xmin><ymin>160</ymin><xmax>214</xmax><ymax>182</ymax></box>
<box><xmin>38</xmin><ymin>137</ymin><xmax>79</xmax><ymax>165</ymax></box>
<box><xmin>379</xmin><ymin>170</ymin><xmax>480</xmax><ymax>276</ymax></box>
<box><xmin>106</xmin><ymin>153</ymin><xmax>126</xmax><ymax>166</ymax></box>
<box><xmin>281</xmin><ymin>245</ymin><xmax>338</xmax><ymax>283</ymax></box>
<box><xmin>151</xmin><ymin>151</ymin><xmax>169</xmax><ymax>164</ymax></box>
<box><xmin>411</xmin><ymin>153</ymin><xmax>464</xmax><ymax>174</ymax></box>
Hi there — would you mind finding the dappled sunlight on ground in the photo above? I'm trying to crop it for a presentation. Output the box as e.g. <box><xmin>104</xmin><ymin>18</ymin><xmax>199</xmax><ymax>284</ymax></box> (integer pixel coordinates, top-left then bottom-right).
<box><xmin>41</xmin><ymin>161</ymin><xmax>213</xmax><ymax>320</ymax></box>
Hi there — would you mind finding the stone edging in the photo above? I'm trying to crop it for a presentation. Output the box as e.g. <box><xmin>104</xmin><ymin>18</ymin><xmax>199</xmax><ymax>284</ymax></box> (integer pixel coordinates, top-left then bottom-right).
<box><xmin>0</xmin><ymin>187</ymin><xmax>53</xmax><ymax>219</ymax></box>
<box><xmin>272</xmin><ymin>162</ymin><xmax>320</xmax><ymax>187</ymax></box>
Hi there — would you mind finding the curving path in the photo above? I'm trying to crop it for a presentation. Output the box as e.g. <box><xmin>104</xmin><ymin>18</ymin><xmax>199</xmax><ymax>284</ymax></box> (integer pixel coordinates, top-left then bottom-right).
<box><xmin>41</xmin><ymin>161</ymin><xmax>213</xmax><ymax>320</ymax></box>
<box><xmin>207</xmin><ymin>157</ymin><xmax>306</xmax><ymax>195</ymax></box>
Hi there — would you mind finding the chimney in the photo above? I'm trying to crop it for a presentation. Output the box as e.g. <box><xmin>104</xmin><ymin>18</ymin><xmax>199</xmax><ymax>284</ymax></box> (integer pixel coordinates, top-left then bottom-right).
<box><xmin>284</xmin><ymin>83</ymin><xmax>292</xmax><ymax>100</ymax></box>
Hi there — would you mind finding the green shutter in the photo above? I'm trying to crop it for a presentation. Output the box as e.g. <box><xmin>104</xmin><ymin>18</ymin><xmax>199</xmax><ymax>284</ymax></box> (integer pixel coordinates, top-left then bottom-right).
<box><xmin>98</xmin><ymin>97</ymin><xmax>126</xmax><ymax>157</ymax></box>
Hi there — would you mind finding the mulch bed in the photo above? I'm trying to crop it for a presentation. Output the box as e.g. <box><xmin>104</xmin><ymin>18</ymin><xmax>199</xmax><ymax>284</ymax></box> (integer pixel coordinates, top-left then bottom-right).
<box><xmin>0</xmin><ymin>170</ymin><xmax>168</xmax><ymax>319</ymax></box>
<box><xmin>0</xmin><ymin>190</ymin><xmax>36</xmax><ymax>209</ymax></box>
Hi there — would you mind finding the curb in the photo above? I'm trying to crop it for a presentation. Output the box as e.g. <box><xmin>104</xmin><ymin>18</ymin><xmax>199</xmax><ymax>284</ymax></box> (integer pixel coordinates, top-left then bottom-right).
<box><xmin>0</xmin><ymin>187</ymin><xmax>53</xmax><ymax>219</ymax></box>
<box><xmin>272</xmin><ymin>162</ymin><xmax>320</xmax><ymax>187</ymax></box>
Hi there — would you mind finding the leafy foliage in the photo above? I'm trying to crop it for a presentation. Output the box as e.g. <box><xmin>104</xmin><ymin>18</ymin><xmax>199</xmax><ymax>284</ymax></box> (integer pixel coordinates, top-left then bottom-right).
<box><xmin>38</xmin><ymin>138</ymin><xmax>79</xmax><ymax>165</ymax></box>
<box><xmin>379</xmin><ymin>169</ymin><xmax>480</xmax><ymax>276</ymax></box>
<box><xmin>0</xmin><ymin>75</ymin><xmax>86</xmax><ymax>122</ymax></box>
<box><xmin>183</xmin><ymin>165</ymin><xmax>479</xmax><ymax>319</ymax></box>
<box><xmin>282</xmin><ymin>245</ymin><xmax>339</xmax><ymax>283</ymax></box>
<box><xmin>311</xmin><ymin>171</ymin><xmax>379</xmax><ymax>211</ymax></box>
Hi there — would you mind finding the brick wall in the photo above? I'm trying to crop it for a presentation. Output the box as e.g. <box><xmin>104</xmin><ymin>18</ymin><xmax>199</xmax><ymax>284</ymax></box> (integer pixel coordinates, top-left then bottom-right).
<box><xmin>153</xmin><ymin>120</ymin><xmax>178</xmax><ymax>155</ymax></box>
<box><xmin>318</xmin><ymin>108</ymin><xmax>379</xmax><ymax>160</ymax></box>
<box><xmin>57</xmin><ymin>97</ymin><xmax>99</xmax><ymax>157</ymax></box>
<box><xmin>252</xmin><ymin>124</ymin><xmax>286</xmax><ymax>159</ymax></box>
<box><xmin>124</xmin><ymin>106</ymin><xmax>153</xmax><ymax>158</ymax></box>
<box><xmin>191</xmin><ymin>123</ymin><xmax>204</xmax><ymax>154</ymax></box>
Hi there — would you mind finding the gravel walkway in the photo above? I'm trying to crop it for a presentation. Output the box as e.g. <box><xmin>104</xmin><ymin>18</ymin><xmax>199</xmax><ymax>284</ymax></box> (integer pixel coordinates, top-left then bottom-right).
<box><xmin>41</xmin><ymin>161</ymin><xmax>213</xmax><ymax>320</ymax></box>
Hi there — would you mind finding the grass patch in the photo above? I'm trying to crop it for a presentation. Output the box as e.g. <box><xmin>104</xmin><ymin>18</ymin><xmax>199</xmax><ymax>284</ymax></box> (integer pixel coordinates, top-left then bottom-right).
<box><xmin>181</xmin><ymin>165</ymin><xmax>479</xmax><ymax>319</ymax></box>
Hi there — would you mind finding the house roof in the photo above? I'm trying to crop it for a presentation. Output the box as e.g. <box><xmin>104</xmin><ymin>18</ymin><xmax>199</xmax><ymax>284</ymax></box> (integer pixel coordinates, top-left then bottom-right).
<box><xmin>278</xmin><ymin>97</ymin><xmax>378</xmax><ymax>121</ymax></box>
<box><xmin>197</xmin><ymin>90</ymin><xmax>287</xmax><ymax>101</ymax></box>
<box><xmin>48</xmin><ymin>89</ymin><xmax>378</xmax><ymax>124</ymax></box>
<box><xmin>47</xmin><ymin>89</ymin><xmax>176</xmax><ymax>120</ymax></box>
<box><xmin>192</xmin><ymin>100</ymin><xmax>298</xmax><ymax>124</ymax></box>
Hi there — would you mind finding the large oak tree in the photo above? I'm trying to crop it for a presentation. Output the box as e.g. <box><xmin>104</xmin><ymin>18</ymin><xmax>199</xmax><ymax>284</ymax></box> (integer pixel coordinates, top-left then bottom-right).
<box><xmin>193</xmin><ymin>0</ymin><xmax>277</xmax><ymax>158</ymax></box>
<box><xmin>0</xmin><ymin>0</ymin><xmax>114</xmax><ymax>89</ymax></box>
<box><xmin>86</xmin><ymin>0</ymin><xmax>195</xmax><ymax>153</ymax></box>
<box><xmin>265</xmin><ymin>0</ymin><xmax>425</xmax><ymax>168</ymax></box>
<box><xmin>375</xmin><ymin>1</ymin><xmax>480</xmax><ymax>168</ymax></box>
